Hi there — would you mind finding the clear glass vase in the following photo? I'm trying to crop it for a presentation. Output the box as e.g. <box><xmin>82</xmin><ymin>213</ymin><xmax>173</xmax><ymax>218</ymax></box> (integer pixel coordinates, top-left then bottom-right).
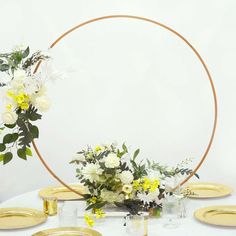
<box><xmin>162</xmin><ymin>194</ymin><xmax>180</xmax><ymax>229</ymax></box>
<box><xmin>125</xmin><ymin>213</ymin><xmax>148</xmax><ymax>236</ymax></box>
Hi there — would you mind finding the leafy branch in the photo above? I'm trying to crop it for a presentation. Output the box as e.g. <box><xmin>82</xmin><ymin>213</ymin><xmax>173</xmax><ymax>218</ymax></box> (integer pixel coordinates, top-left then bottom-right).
<box><xmin>147</xmin><ymin>159</ymin><xmax>199</xmax><ymax>179</ymax></box>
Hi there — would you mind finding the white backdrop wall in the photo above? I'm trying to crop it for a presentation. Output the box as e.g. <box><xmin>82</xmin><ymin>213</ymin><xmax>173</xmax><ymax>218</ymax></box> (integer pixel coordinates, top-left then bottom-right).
<box><xmin>0</xmin><ymin>0</ymin><xmax>236</xmax><ymax>201</ymax></box>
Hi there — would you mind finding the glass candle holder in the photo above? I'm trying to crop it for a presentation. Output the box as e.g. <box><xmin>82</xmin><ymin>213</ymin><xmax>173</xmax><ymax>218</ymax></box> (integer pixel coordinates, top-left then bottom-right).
<box><xmin>43</xmin><ymin>196</ymin><xmax>58</xmax><ymax>216</ymax></box>
<box><xmin>125</xmin><ymin>213</ymin><xmax>148</xmax><ymax>236</ymax></box>
<box><xmin>162</xmin><ymin>194</ymin><xmax>180</xmax><ymax>229</ymax></box>
<box><xmin>59</xmin><ymin>203</ymin><xmax>78</xmax><ymax>227</ymax></box>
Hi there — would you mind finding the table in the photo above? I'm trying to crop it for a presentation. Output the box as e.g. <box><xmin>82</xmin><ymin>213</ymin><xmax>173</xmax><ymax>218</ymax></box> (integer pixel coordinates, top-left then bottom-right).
<box><xmin>0</xmin><ymin>189</ymin><xmax>236</xmax><ymax>235</ymax></box>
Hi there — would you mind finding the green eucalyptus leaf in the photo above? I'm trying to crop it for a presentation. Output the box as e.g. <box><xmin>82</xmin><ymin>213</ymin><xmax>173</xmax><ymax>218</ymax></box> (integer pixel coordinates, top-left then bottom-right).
<box><xmin>26</xmin><ymin>147</ymin><xmax>32</xmax><ymax>157</ymax></box>
<box><xmin>12</xmin><ymin>133</ymin><xmax>19</xmax><ymax>142</ymax></box>
<box><xmin>0</xmin><ymin>154</ymin><xmax>4</xmax><ymax>162</ymax></box>
<box><xmin>17</xmin><ymin>148</ymin><xmax>27</xmax><ymax>160</ymax></box>
<box><xmin>194</xmin><ymin>173</ymin><xmax>200</xmax><ymax>179</ymax></box>
<box><xmin>0</xmin><ymin>59</ymin><xmax>4</xmax><ymax>64</ymax></box>
<box><xmin>22</xmin><ymin>47</ymin><xmax>30</xmax><ymax>58</ymax></box>
<box><xmin>3</xmin><ymin>134</ymin><xmax>13</xmax><ymax>144</ymax></box>
<box><xmin>5</xmin><ymin>123</ymin><xmax>16</xmax><ymax>129</ymax></box>
<box><xmin>0</xmin><ymin>64</ymin><xmax>9</xmax><ymax>71</ymax></box>
<box><xmin>122</xmin><ymin>143</ymin><xmax>128</xmax><ymax>153</ymax></box>
<box><xmin>86</xmin><ymin>201</ymin><xmax>107</xmax><ymax>211</ymax></box>
<box><xmin>3</xmin><ymin>152</ymin><xmax>13</xmax><ymax>164</ymax></box>
<box><xmin>133</xmin><ymin>149</ymin><xmax>140</xmax><ymax>160</ymax></box>
<box><xmin>0</xmin><ymin>143</ymin><xmax>6</xmax><ymax>152</ymax></box>
<box><xmin>29</xmin><ymin>125</ymin><xmax>39</xmax><ymax>139</ymax></box>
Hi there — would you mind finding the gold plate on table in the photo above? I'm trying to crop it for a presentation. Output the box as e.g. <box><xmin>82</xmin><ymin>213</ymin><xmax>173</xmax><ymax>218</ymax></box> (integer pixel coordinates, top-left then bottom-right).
<box><xmin>0</xmin><ymin>208</ymin><xmax>47</xmax><ymax>230</ymax></box>
<box><xmin>32</xmin><ymin>227</ymin><xmax>102</xmax><ymax>236</ymax></box>
<box><xmin>39</xmin><ymin>184</ymin><xmax>85</xmax><ymax>201</ymax></box>
<box><xmin>184</xmin><ymin>182</ymin><xmax>233</xmax><ymax>198</ymax></box>
<box><xmin>194</xmin><ymin>205</ymin><xmax>236</xmax><ymax>227</ymax></box>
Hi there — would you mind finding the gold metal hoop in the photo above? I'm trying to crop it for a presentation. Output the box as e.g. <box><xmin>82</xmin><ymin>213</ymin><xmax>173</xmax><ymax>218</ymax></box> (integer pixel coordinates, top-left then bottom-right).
<box><xmin>33</xmin><ymin>15</ymin><xmax>218</xmax><ymax>196</ymax></box>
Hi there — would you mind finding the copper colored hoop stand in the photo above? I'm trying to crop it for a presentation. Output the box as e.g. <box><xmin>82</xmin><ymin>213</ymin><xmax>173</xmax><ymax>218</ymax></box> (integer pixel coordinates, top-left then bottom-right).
<box><xmin>33</xmin><ymin>15</ymin><xmax>218</xmax><ymax>196</ymax></box>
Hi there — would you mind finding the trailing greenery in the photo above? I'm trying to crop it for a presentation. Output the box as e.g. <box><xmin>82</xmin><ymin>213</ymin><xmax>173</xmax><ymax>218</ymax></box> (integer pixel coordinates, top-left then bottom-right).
<box><xmin>0</xmin><ymin>46</ymin><xmax>49</xmax><ymax>164</ymax></box>
<box><xmin>147</xmin><ymin>158</ymin><xmax>199</xmax><ymax>179</ymax></box>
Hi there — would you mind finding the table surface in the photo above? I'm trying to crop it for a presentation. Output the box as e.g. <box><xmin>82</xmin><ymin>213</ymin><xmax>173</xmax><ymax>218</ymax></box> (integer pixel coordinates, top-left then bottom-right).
<box><xmin>0</xmin><ymin>189</ymin><xmax>236</xmax><ymax>236</ymax></box>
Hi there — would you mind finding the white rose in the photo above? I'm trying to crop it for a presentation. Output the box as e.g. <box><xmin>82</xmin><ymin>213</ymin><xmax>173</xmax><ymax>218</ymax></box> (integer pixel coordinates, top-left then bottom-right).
<box><xmin>119</xmin><ymin>171</ymin><xmax>134</xmax><ymax>184</ymax></box>
<box><xmin>2</xmin><ymin>110</ymin><xmax>18</xmax><ymax>124</ymax></box>
<box><xmin>35</xmin><ymin>96</ymin><xmax>50</xmax><ymax>112</ymax></box>
<box><xmin>72</xmin><ymin>153</ymin><xmax>85</xmax><ymax>162</ymax></box>
<box><xmin>104</xmin><ymin>153</ymin><xmax>120</xmax><ymax>168</ymax></box>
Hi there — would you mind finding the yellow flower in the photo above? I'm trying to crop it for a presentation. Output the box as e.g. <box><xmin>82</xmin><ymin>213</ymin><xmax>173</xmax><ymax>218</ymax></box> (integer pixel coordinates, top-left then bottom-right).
<box><xmin>142</xmin><ymin>177</ymin><xmax>151</xmax><ymax>191</ymax></box>
<box><xmin>84</xmin><ymin>214</ymin><xmax>95</xmax><ymax>227</ymax></box>
<box><xmin>8</xmin><ymin>92</ymin><xmax>30</xmax><ymax>110</ymax></box>
<box><xmin>89</xmin><ymin>196</ymin><xmax>97</xmax><ymax>204</ymax></box>
<box><xmin>6</xmin><ymin>104</ymin><xmax>13</xmax><ymax>110</ymax></box>
<box><xmin>150</xmin><ymin>179</ymin><xmax>160</xmax><ymax>192</ymax></box>
<box><xmin>93</xmin><ymin>208</ymin><xmax>105</xmax><ymax>219</ymax></box>
<box><xmin>94</xmin><ymin>146</ymin><xmax>102</xmax><ymax>152</ymax></box>
<box><xmin>7</xmin><ymin>90</ymin><xmax>15</xmax><ymax>98</ymax></box>
<box><xmin>15</xmin><ymin>93</ymin><xmax>25</xmax><ymax>104</ymax></box>
<box><xmin>133</xmin><ymin>180</ymin><xmax>140</xmax><ymax>190</ymax></box>
<box><xmin>20</xmin><ymin>102</ymin><xmax>29</xmax><ymax>110</ymax></box>
<box><xmin>122</xmin><ymin>184</ymin><xmax>133</xmax><ymax>194</ymax></box>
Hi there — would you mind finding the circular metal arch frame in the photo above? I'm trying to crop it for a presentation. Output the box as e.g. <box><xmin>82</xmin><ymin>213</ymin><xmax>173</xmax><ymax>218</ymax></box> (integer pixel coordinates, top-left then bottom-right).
<box><xmin>32</xmin><ymin>15</ymin><xmax>218</xmax><ymax>196</ymax></box>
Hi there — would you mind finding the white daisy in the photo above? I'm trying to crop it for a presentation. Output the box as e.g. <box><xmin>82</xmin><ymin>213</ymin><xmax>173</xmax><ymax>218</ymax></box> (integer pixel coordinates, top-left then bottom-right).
<box><xmin>81</xmin><ymin>163</ymin><xmax>103</xmax><ymax>183</ymax></box>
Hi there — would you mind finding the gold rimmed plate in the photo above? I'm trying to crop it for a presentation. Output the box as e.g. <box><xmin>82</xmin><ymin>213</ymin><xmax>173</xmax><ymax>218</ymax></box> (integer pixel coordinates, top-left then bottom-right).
<box><xmin>184</xmin><ymin>182</ymin><xmax>233</xmax><ymax>198</ymax></box>
<box><xmin>32</xmin><ymin>227</ymin><xmax>102</xmax><ymax>236</ymax></box>
<box><xmin>39</xmin><ymin>184</ymin><xmax>85</xmax><ymax>201</ymax></box>
<box><xmin>0</xmin><ymin>208</ymin><xmax>47</xmax><ymax>230</ymax></box>
<box><xmin>194</xmin><ymin>205</ymin><xmax>236</xmax><ymax>227</ymax></box>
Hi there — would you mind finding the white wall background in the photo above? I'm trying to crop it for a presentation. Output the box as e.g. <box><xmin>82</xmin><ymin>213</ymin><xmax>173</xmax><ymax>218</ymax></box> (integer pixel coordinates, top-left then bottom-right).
<box><xmin>0</xmin><ymin>0</ymin><xmax>236</xmax><ymax>201</ymax></box>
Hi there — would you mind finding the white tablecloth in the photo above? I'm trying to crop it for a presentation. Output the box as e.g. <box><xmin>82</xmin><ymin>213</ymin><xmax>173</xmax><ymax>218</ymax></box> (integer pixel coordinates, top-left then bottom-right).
<box><xmin>0</xmin><ymin>189</ymin><xmax>236</xmax><ymax>236</ymax></box>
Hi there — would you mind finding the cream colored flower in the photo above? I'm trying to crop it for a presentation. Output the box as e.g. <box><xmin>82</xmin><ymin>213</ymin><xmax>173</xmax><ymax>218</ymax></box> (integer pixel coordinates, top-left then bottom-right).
<box><xmin>104</xmin><ymin>153</ymin><xmax>120</xmax><ymax>168</ymax></box>
<box><xmin>72</xmin><ymin>153</ymin><xmax>85</xmax><ymax>162</ymax></box>
<box><xmin>81</xmin><ymin>163</ymin><xmax>103</xmax><ymax>183</ymax></box>
<box><xmin>34</xmin><ymin>96</ymin><xmax>50</xmax><ymax>112</ymax></box>
<box><xmin>101</xmin><ymin>189</ymin><xmax>124</xmax><ymax>203</ymax></box>
<box><xmin>2</xmin><ymin>110</ymin><xmax>18</xmax><ymax>124</ymax></box>
<box><xmin>122</xmin><ymin>184</ymin><xmax>133</xmax><ymax>194</ymax></box>
<box><xmin>119</xmin><ymin>170</ymin><xmax>134</xmax><ymax>184</ymax></box>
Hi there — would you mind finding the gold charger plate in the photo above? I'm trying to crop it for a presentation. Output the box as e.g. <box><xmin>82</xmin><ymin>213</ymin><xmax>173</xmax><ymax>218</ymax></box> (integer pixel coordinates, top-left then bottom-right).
<box><xmin>194</xmin><ymin>205</ymin><xmax>236</xmax><ymax>227</ymax></box>
<box><xmin>39</xmin><ymin>184</ymin><xmax>85</xmax><ymax>201</ymax></box>
<box><xmin>32</xmin><ymin>227</ymin><xmax>102</xmax><ymax>236</ymax></box>
<box><xmin>0</xmin><ymin>208</ymin><xmax>47</xmax><ymax>230</ymax></box>
<box><xmin>184</xmin><ymin>182</ymin><xmax>233</xmax><ymax>198</ymax></box>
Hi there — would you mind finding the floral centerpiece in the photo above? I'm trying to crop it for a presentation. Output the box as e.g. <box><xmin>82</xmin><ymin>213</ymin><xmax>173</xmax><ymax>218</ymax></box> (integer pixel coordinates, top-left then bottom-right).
<box><xmin>0</xmin><ymin>46</ymin><xmax>55</xmax><ymax>164</ymax></box>
<box><xmin>71</xmin><ymin>143</ymin><xmax>198</xmax><ymax>226</ymax></box>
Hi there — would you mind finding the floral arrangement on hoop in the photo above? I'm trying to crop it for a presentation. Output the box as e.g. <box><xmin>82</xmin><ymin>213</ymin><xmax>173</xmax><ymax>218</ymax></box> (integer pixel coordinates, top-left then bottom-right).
<box><xmin>71</xmin><ymin>142</ymin><xmax>198</xmax><ymax>226</ymax></box>
<box><xmin>0</xmin><ymin>46</ymin><xmax>55</xmax><ymax>164</ymax></box>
